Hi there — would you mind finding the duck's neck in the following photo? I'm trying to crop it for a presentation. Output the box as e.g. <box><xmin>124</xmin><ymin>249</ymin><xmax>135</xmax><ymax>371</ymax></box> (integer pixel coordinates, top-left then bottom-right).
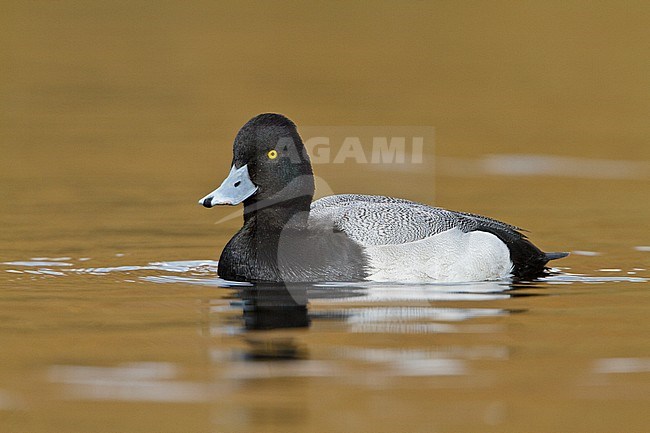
<box><xmin>242</xmin><ymin>195</ymin><xmax>312</xmax><ymax>233</ymax></box>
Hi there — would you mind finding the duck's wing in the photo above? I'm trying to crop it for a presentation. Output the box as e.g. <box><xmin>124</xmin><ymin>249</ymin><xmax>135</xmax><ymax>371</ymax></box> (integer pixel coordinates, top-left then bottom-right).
<box><xmin>310</xmin><ymin>194</ymin><xmax>524</xmax><ymax>246</ymax></box>
<box><xmin>311</xmin><ymin>194</ymin><xmax>567</xmax><ymax>280</ymax></box>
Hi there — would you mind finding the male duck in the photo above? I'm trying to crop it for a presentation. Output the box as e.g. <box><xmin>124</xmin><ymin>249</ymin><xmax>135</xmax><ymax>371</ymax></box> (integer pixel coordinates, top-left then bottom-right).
<box><xmin>199</xmin><ymin>113</ymin><xmax>567</xmax><ymax>283</ymax></box>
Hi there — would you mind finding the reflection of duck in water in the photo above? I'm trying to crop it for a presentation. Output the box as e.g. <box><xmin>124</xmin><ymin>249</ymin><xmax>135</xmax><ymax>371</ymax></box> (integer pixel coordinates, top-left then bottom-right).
<box><xmin>240</xmin><ymin>284</ymin><xmax>309</xmax><ymax>331</ymax></box>
<box><xmin>237</xmin><ymin>284</ymin><xmax>309</xmax><ymax>361</ymax></box>
<box><xmin>200</xmin><ymin>114</ymin><xmax>567</xmax><ymax>283</ymax></box>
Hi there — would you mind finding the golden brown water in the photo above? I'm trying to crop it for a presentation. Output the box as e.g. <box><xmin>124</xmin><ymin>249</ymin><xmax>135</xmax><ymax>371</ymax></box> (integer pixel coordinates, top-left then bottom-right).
<box><xmin>1</xmin><ymin>2</ymin><xmax>649</xmax><ymax>432</ymax></box>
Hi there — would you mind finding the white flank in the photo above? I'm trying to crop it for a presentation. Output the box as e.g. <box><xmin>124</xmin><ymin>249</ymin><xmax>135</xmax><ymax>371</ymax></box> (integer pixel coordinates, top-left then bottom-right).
<box><xmin>365</xmin><ymin>228</ymin><xmax>512</xmax><ymax>283</ymax></box>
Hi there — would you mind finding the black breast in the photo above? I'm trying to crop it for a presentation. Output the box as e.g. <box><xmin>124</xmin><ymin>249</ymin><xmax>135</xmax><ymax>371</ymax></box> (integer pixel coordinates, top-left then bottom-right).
<box><xmin>218</xmin><ymin>217</ymin><xmax>368</xmax><ymax>283</ymax></box>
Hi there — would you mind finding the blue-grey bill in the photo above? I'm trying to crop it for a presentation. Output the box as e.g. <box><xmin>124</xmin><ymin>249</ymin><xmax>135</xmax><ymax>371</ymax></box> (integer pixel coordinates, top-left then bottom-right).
<box><xmin>199</xmin><ymin>164</ymin><xmax>258</xmax><ymax>207</ymax></box>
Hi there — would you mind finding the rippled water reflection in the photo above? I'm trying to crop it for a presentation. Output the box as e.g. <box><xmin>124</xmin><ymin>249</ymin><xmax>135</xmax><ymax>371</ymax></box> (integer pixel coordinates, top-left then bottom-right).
<box><xmin>1</xmin><ymin>254</ymin><xmax>649</xmax><ymax>432</ymax></box>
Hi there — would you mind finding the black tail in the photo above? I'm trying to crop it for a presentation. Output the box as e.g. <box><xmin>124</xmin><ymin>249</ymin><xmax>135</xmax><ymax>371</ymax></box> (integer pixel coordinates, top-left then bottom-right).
<box><xmin>545</xmin><ymin>251</ymin><xmax>569</xmax><ymax>261</ymax></box>
<box><xmin>506</xmin><ymin>238</ymin><xmax>552</xmax><ymax>280</ymax></box>
<box><xmin>508</xmin><ymin>244</ymin><xmax>569</xmax><ymax>280</ymax></box>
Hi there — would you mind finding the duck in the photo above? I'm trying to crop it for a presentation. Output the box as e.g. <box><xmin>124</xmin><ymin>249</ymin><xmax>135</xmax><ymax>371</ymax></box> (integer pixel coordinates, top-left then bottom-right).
<box><xmin>198</xmin><ymin>113</ymin><xmax>567</xmax><ymax>283</ymax></box>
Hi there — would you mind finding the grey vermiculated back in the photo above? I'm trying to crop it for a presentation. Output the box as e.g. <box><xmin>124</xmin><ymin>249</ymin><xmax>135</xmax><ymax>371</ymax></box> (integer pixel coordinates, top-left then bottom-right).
<box><xmin>310</xmin><ymin>194</ymin><xmax>524</xmax><ymax>246</ymax></box>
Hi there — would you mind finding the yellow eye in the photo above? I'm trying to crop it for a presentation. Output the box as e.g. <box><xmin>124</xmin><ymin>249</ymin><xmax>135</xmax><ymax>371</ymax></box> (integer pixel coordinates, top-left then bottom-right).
<box><xmin>267</xmin><ymin>149</ymin><xmax>278</xmax><ymax>159</ymax></box>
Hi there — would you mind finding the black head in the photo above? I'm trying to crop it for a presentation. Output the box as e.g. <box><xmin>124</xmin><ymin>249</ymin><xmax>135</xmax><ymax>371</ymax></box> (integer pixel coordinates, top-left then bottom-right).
<box><xmin>199</xmin><ymin>113</ymin><xmax>315</xmax><ymax>211</ymax></box>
